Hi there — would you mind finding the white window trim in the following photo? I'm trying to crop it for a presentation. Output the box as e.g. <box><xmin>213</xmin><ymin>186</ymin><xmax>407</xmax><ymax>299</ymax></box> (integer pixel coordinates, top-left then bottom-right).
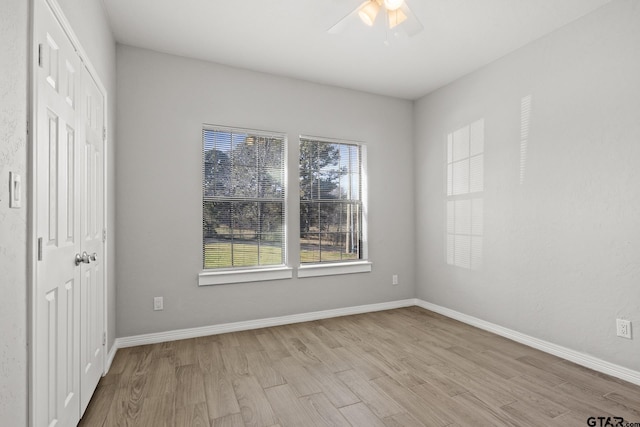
<box><xmin>199</xmin><ymin>266</ymin><xmax>293</xmax><ymax>286</ymax></box>
<box><xmin>297</xmin><ymin>261</ymin><xmax>372</xmax><ymax>278</ymax></box>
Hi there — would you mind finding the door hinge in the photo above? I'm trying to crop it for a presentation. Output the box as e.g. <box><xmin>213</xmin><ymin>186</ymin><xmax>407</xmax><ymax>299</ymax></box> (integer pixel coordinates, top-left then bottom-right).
<box><xmin>102</xmin><ymin>127</ymin><xmax>106</xmax><ymax>142</ymax></box>
<box><xmin>102</xmin><ymin>332</ymin><xmax>106</xmax><ymax>346</ymax></box>
<box><xmin>102</xmin><ymin>229</ymin><xmax>107</xmax><ymax>243</ymax></box>
<box><xmin>37</xmin><ymin>237</ymin><xmax>43</xmax><ymax>261</ymax></box>
<box><xmin>38</xmin><ymin>44</ymin><xmax>43</xmax><ymax>67</ymax></box>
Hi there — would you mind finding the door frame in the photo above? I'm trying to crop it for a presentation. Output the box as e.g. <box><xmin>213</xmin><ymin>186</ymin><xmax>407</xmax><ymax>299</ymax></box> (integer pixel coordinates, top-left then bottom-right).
<box><xmin>28</xmin><ymin>0</ymin><xmax>109</xmax><ymax>424</ymax></box>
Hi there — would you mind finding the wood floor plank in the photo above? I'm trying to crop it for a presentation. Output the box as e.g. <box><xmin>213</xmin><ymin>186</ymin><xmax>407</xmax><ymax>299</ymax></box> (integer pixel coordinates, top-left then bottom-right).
<box><xmin>83</xmin><ymin>307</ymin><xmax>640</xmax><ymax>427</ymax></box>
<box><xmin>255</xmin><ymin>330</ymin><xmax>291</xmax><ymax>361</ymax></box>
<box><xmin>500</xmin><ymin>400</ymin><xmax>555</xmax><ymax>427</ymax></box>
<box><xmin>78</xmin><ymin>382</ymin><xmax>115</xmax><ymax>427</ymax></box>
<box><xmin>236</xmin><ymin>330</ymin><xmax>266</xmax><ymax>353</ymax></box>
<box><xmin>332</xmin><ymin>346</ymin><xmax>386</xmax><ymax>381</ymax></box>
<box><xmin>530</xmin><ymin>359</ymin><xmax>623</xmax><ymax>395</ymax></box>
<box><xmin>547</xmin><ymin>411</ymin><xmax>598</xmax><ymax>427</ymax></box>
<box><xmin>232</xmin><ymin>375</ymin><xmax>277</xmax><ymax>427</ymax></box>
<box><xmin>605</xmin><ymin>386</ymin><xmax>640</xmax><ymax>413</ymax></box>
<box><xmin>299</xmin><ymin>392</ymin><xmax>351</xmax><ymax>427</ymax></box>
<box><xmin>304</xmin><ymin>341</ymin><xmax>352</xmax><ymax>373</ymax></box>
<box><xmin>410</xmin><ymin>381</ymin><xmax>503</xmax><ymax>427</ymax></box>
<box><xmin>174</xmin><ymin>339</ymin><xmax>199</xmax><ymax>367</ymax></box>
<box><xmin>448</xmin><ymin>345</ymin><xmax>521</xmax><ymax>380</ymax></box>
<box><xmin>218</xmin><ymin>332</ymin><xmax>241</xmax><ymax>348</ymax></box>
<box><xmin>175</xmin><ymin>401</ymin><xmax>210</xmax><ymax>427</ymax></box>
<box><xmin>429</xmin><ymin>359</ymin><xmax>517</xmax><ymax>408</ymax></box>
<box><xmin>203</xmin><ymin>369</ymin><xmax>241</xmax><ymax>421</ymax></box>
<box><xmin>482</xmin><ymin>348</ymin><xmax>566</xmax><ymax>387</ymax></box>
<box><xmin>213</xmin><ymin>412</ymin><xmax>245</xmax><ymax>427</ymax></box>
<box><xmin>357</xmin><ymin>348</ymin><xmax>424</xmax><ymax>388</ymax></box>
<box><xmin>273</xmin><ymin>329</ymin><xmax>323</xmax><ymax>365</ymax></box>
<box><xmin>509</xmin><ymin>374</ymin><xmax>619</xmax><ymax>419</ymax></box>
<box><xmin>331</xmin><ymin>322</ymin><xmax>379</xmax><ymax>352</ymax></box>
<box><xmin>398</xmin><ymin>356</ymin><xmax>468</xmax><ymax>397</ymax></box>
<box><xmin>336</xmin><ymin>370</ymin><xmax>405</xmax><ymax>419</ymax></box>
<box><xmin>176</xmin><ymin>364</ymin><xmax>207</xmax><ymax>408</ymax></box>
<box><xmin>272</xmin><ymin>357</ymin><xmax>323</xmax><ymax>397</ymax></box>
<box><xmin>143</xmin><ymin>356</ymin><xmax>176</xmax><ymax>398</ymax></box>
<box><xmin>307</xmin><ymin>322</ymin><xmax>343</xmax><ymax>349</ymax></box>
<box><xmin>557</xmin><ymin>380</ymin><xmax>640</xmax><ymax>421</ymax></box>
<box><xmin>263</xmin><ymin>384</ymin><xmax>320</xmax><ymax>427</ymax></box>
<box><xmin>382</xmin><ymin>412</ymin><xmax>427</xmax><ymax>427</ymax></box>
<box><xmin>138</xmin><ymin>394</ymin><xmax>176</xmax><ymax>427</ymax></box>
<box><xmin>211</xmin><ymin>413</ymin><xmax>245</xmax><ymax>427</ymax></box>
<box><xmin>451</xmin><ymin>392</ymin><xmax>520</xmax><ymax>427</ymax></box>
<box><xmin>246</xmin><ymin>351</ymin><xmax>286</xmax><ymax>389</ymax></box>
<box><xmin>221</xmin><ymin>346</ymin><xmax>250</xmax><ymax>376</ymax></box>
<box><xmin>105</xmin><ymin>350</ymin><xmax>152</xmax><ymax>424</ymax></box>
<box><xmin>197</xmin><ymin>341</ymin><xmax>225</xmax><ymax>374</ymax></box>
<box><xmin>304</xmin><ymin>362</ymin><xmax>360</xmax><ymax>407</ymax></box>
<box><xmin>102</xmin><ymin>378</ymin><xmax>145</xmax><ymax>426</ymax></box>
<box><xmin>372</xmin><ymin>375</ymin><xmax>452</xmax><ymax>427</ymax></box>
<box><xmin>339</xmin><ymin>402</ymin><xmax>387</xmax><ymax>427</ymax></box>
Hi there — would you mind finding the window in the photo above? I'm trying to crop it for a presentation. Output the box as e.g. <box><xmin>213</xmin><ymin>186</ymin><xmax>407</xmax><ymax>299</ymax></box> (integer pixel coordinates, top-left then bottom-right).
<box><xmin>446</xmin><ymin>119</ymin><xmax>484</xmax><ymax>270</ymax></box>
<box><xmin>200</xmin><ymin>126</ymin><xmax>291</xmax><ymax>285</ymax></box>
<box><xmin>299</xmin><ymin>136</ymin><xmax>370</xmax><ymax>276</ymax></box>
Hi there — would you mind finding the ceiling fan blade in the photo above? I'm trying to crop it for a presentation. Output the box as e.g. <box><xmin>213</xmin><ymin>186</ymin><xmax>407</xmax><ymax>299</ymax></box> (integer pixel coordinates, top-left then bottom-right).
<box><xmin>327</xmin><ymin>1</ymin><xmax>370</xmax><ymax>34</ymax></box>
<box><xmin>396</xmin><ymin>2</ymin><xmax>424</xmax><ymax>37</ymax></box>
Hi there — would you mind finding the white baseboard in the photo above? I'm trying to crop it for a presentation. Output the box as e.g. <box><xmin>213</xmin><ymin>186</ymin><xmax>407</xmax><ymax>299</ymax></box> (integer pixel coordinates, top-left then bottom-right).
<box><xmin>114</xmin><ymin>298</ymin><xmax>416</xmax><ymax>350</ymax></box>
<box><xmin>414</xmin><ymin>299</ymin><xmax>640</xmax><ymax>387</ymax></box>
<box><xmin>106</xmin><ymin>297</ymin><xmax>640</xmax><ymax>387</ymax></box>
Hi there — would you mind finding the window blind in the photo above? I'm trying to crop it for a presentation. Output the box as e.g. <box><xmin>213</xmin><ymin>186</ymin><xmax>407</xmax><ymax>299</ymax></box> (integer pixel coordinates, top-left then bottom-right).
<box><xmin>299</xmin><ymin>137</ymin><xmax>363</xmax><ymax>264</ymax></box>
<box><xmin>203</xmin><ymin>126</ymin><xmax>286</xmax><ymax>269</ymax></box>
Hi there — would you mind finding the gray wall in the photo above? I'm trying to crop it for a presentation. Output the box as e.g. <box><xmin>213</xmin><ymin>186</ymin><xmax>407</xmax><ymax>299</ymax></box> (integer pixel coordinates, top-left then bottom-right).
<box><xmin>115</xmin><ymin>45</ymin><xmax>415</xmax><ymax>337</ymax></box>
<box><xmin>415</xmin><ymin>0</ymin><xmax>640</xmax><ymax>371</ymax></box>
<box><xmin>56</xmin><ymin>0</ymin><xmax>117</xmax><ymax>352</ymax></box>
<box><xmin>0</xmin><ymin>0</ymin><xmax>29</xmax><ymax>424</ymax></box>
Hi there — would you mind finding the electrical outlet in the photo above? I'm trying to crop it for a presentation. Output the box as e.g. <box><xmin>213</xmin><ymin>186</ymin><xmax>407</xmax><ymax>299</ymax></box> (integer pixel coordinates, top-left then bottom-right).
<box><xmin>154</xmin><ymin>296</ymin><xmax>164</xmax><ymax>311</ymax></box>
<box><xmin>616</xmin><ymin>319</ymin><xmax>631</xmax><ymax>339</ymax></box>
<box><xmin>392</xmin><ymin>274</ymin><xmax>399</xmax><ymax>286</ymax></box>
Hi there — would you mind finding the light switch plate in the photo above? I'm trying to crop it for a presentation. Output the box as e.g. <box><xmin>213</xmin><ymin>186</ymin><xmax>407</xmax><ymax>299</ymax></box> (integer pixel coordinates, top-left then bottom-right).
<box><xmin>9</xmin><ymin>172</ymin><xmax>21</xmax><ymax>208</ymax></box>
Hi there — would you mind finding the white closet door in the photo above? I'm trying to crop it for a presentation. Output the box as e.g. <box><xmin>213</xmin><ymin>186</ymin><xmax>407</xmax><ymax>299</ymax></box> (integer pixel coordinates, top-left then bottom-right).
<box><xmin>33</xmin><ymin>0</ymin><xmax>107</xmax><ymax>424</ymax></box>
<box><xmin>34</xmin><ymin>0</ymin><xmax>82</xmax><ymax>424</ymax></box>
<box><xmin>79</xmin><ymin>66</ymin><xmax>105</xmax><ymax>414</ymax></box>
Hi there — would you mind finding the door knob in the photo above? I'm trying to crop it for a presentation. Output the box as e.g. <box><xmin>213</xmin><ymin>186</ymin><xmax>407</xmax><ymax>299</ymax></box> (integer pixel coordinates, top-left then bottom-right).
<box><xmin>90</xmin><ymin>253</ymin><xmax>97</xmax><ymax>261</ymax></box>
<box><xmin>74</xmin><ymin>252</ymin><xmax>91</xmax><ymax>266</ymax></box>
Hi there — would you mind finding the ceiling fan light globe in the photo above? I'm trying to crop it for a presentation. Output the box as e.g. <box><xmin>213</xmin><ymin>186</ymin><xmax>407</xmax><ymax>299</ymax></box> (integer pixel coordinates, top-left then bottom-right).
<box><xmin>358</xmin><ymin>1</ymin><xmax>380</xmax><ymax>26</ymax></box>
<box><xmin>383</xmin><ymin>0</ymin><xmax>404</xmax><ymax>11</ymax></box>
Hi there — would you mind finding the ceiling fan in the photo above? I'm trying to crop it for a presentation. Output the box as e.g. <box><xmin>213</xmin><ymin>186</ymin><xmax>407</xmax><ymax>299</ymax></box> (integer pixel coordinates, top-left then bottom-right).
<box><xmin>328</xmin><ymin>0</ymin><xmax>424</xmax><ymax>38</ymax></box>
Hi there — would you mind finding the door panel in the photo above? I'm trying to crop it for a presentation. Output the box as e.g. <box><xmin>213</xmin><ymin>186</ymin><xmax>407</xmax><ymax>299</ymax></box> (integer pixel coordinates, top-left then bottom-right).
<box><xmin>35</xmin><ymin>2</ymin><xmax>82</xmax><ymax>425</ymax></box>
<box><xmin>79</xmin><ymin>66</ymin><xmax>105</xmax><ymax>414</ymax></box>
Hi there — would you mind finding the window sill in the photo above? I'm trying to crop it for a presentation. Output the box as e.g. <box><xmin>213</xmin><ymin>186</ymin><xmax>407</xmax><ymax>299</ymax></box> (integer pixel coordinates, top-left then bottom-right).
<box><xmin>199</xmin><ymin>266</ymin><xmax>293</xmax><ymax>286</ymax></box>
<box><xmin>297</xmin><ymin>261</ymin><xmax>372</xmax><ymax>278</ymax></box>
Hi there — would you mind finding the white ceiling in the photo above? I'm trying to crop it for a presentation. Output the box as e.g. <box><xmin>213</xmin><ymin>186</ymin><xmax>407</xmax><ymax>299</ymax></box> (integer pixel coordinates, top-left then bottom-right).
<box><xmin>102</xmin><ymin>0</ymin><xmax>612</xmax><ymax>100</ymax></box>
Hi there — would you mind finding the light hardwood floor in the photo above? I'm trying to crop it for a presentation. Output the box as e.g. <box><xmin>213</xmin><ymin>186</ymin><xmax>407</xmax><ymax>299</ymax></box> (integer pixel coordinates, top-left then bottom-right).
<box><xmin>79</xmin><ymin>307</ymin><xmax>640</xmax><ymax>426</ymax></box>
